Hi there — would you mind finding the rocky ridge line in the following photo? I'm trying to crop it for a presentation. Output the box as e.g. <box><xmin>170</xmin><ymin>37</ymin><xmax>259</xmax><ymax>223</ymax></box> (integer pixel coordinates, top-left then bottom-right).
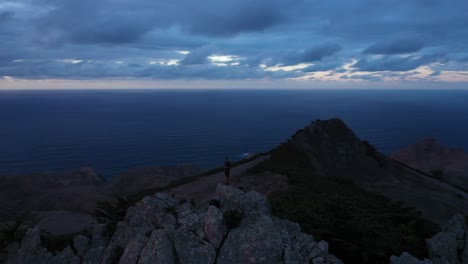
<box><xmin>4</xmin><ymin>184</ymin><xmax>342</xmax><ymax>264</ymax></box>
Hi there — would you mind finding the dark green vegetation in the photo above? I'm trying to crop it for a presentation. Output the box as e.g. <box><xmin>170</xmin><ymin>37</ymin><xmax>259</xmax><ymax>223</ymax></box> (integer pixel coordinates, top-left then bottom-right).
<box><xmin>42</xmin><ymin>231</ymin><xmax>88</xmax><ymax>253</ymax></box>
<box><xmin>248</xmin><ymin>143</ymin><xmax>439</xmax><ymax>264</ymax></box>
<box><xmin>0</xmin><ymin>221</ymin><xmax>29</xmax><ymax>249</ymax></box>
<box><xmin>94</xmin><ymin>197</ymin><xmax>134</xmax><ymax>236</ymax></box>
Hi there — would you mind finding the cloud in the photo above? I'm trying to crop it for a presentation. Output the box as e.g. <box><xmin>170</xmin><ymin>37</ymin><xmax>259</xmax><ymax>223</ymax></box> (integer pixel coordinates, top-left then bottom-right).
<box><xmin>179</xmin><ymin>47</ymin><xmax>214</xmax><ymax>65</ymax></box>
<box><xmin>353</xmin><ymin>54</ymin><xmax>443</xmax><ymax>72</ymax></box>
<box><xmin>0</xmin><ymin>0</ymin><xmax>468</xmax><ymax>84</ymax></box>
<box><xmin>0</xmin><ymin>11</ymin><xmax>14</xmax><ymax>25</ymax></box>
<box><xmin>349</xmin><ymin>74</ymin><xmax>382</xmax><ymax>81</ymax></box>
<box><xmin>301</xmin><ymin>61</ymin><xmax>343</xmax><ymax>72</ymax></box>
<box><xmin>33</xmin><ymin>1</ymin><xmax>155</xmax><ymax>45</ymax></box>
<box><xmin>183</xmin><ymin>0</ymin><xmax>286</xmax><ymax>36</ymax></box>
<box><xmin>282</xmin><ymin>43</ymin><xmax>341</xmax><ymax>65</ymax></box>
<box><xmin>364</xmin><ymin>37</ymin><xmax>426</xmax><ymax>54</ymax></box>
<box><xmin>300</xmin><ymin>44</ymin><xmax>341</xmax><ymax>62</ymax></box>
<box><xmin>0</xmin><ymin>58</ymin><xmax>302</xmax><ymax>80</ymax></box>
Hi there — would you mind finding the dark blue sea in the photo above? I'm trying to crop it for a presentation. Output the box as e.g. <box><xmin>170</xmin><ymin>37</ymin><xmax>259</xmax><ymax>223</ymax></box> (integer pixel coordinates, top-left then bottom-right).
<box><xmin>1</xmin><ymin>89</ymin><xmax>467</xmax><ymax>177</ymax></box>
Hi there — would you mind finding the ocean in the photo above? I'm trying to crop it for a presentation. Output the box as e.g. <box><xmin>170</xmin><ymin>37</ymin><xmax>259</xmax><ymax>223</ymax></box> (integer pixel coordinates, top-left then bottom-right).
<box><xmin>1</xmin><ymin>89</ymin><xmax>467</xmax><ymax>177</ymax></box>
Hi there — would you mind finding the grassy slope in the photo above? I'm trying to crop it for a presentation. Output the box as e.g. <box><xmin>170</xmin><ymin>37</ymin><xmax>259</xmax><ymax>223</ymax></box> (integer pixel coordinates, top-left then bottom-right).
<box><xmin>248</xmin><ymin>143</ymin><xmax>438</xmax><ymax>264</ymax></box>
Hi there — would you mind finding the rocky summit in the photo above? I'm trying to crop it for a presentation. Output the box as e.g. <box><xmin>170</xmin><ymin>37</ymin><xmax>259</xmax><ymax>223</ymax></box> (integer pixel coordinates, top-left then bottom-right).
<box><xmin>4</xmin><ymin>184</ymin><xmax>342</xmax><ymax>264</ymax></box>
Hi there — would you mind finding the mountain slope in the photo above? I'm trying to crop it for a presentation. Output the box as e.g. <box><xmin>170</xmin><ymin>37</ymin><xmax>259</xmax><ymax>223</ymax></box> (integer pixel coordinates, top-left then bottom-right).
<box><xmin>245</xmin><ymin>118</ymin><xmax>467</xmax><ymax>263</ymax></box>
<box><xmin>392</xmin><ymin>138</ymin><xmax>468</xmax><ymax>192</ymax></box>
<box><xmin>280</xmin><ymin>118</ymin><xmax>468</xmax><ymax>224</ymax></box>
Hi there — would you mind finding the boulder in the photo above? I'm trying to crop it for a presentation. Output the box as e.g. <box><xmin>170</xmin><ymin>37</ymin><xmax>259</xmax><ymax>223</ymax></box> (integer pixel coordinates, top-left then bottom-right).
<box><xmin>138</xmin><ymin>229</ymin><xmax>175</xmax><ymax>264</ymax></box>
<box><xmin>427</xmin><ymin>232</ymin><xmax>459</xmax><ymax>264</ymax></box>
<box><xmin>12</xmin><ymin>227</ymin><xmax>53</xmax><ymax>264</ymax></box>
<box><xmin>82</xmin><ymin>246</ymin><xmax>106</xmax><ymax>264</ymax></box>
<box><xmin>444</xmin><ymin>214</ymin><xmax>466</xmax><ymax>241</ymax></box>
<box><xmin>217</xmin><ymin>214</ymin><xmax>283</xmax><ymax>264</ymax></box>
<box><xmin>177</xmin><ymin>203</ymin><xmax>202</xmax><ymax>232</ymax></box>
<box><xmin>204</xmin><ymin>205</ymin><xmax>226</xmax><ymax>248</ymax></box>
<box><xmin>174</xmin><ymin>228</ymin><xmax>216</xmax><ymax>264</ymax></box>
<box><xmin>462</xmin><ymin>231</ymin><xmax>468</xmax><ymax>264</ymax></box>
<box><xmin>52</xmin><ymin>246</ymin><xmax>80</xmax><ymax>264</ymax></box>
<box><xmin>216</xmin><ymin>184</ymin><xmax>270</xmax><ymax>216</ymax></box>
<box><xmin>101</xmin><ymin>222</ymin><xmax>130</xmax><ymax>264</ymax></box>
<box><xmin>90</xmin><ymin>223</ymin><xmax>108</xmax><ymax>248</ymax></box>
<box><xmin>73</xmin><ymin>235</ymin><xmax>90</xmax><ymax>258</ymax></box>
<box><xmin>390</xmin><ymin>252</ymin><xmax>433</xmax><ymax>264</ymax></box>
<box><xmin>118</xmin><ymin>235</ymin><xmax>147</xmax><ymax>264</ymax></box>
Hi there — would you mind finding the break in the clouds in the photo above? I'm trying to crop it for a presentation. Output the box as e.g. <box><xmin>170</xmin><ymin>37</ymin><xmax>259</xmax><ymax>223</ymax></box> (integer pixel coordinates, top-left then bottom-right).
<box><xmin>0</xmin><ymin>0</ymin><xmax>468</xmax><ymax>87</ymax></box>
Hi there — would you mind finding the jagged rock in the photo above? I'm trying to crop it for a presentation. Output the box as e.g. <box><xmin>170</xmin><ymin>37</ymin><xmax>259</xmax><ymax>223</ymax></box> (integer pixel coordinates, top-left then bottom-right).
<box><xmin>118</xmin><ymin>234</ymin><xmax>147</xmax><ymax>264</ymax></box>
<box><xmin>216</xmin><ymin>184</ymin><xmax>270</xmax><ymax>216</ymax></box>
<box><xmin>328</xmin><ymin>255</ymin><xmax>344</xmax><ymax>264</ymax></box>
<box><xmin>176</xmin><ymin>202</ymin><xmax>194</xmax><ymax>219</ymax></box>
<box><xmin>312</xmin><ymin>256</ymin><xmax>325</xmax><ymax>264</ymax></box>
<box><xmin>82</xmin><ymin>246</ymin><xmax>106</xmax><ymax>264</ymax></box>
<box><xmin>195</xmin><ymin>226</ymin><xmax>206</xmax><ymax>240</ymax></box>
<box><xmin>12</xmin><ymin>227</ymin><xmax>53</xmax><ymax>264</ymax></box>
<box><xmin>390</xmin><ymin>214</ymin><xmax>468</xmax><ymax>264</ymax></box>
<box><xmin>90</xmin><ymin>223</ymin><xmax>108</xmax><ymax>248</ymax></box>
<box><xmin>427</xmin><ymin>232</ymin><xmax>458</xmax><ymax>264</ymax></box>
<box><xmin>155</xmin><ymin>212</ymin><xmax>178</xmax><ymax>238</ymax></box>
<box><xmin>390</xmin><ymin>252</ymin><xmax>433</xmax><ymax>264</ymax></box>
<box><xmin>138</xmin><ymin>229</ymin><xmax>175</xmax><ymax>264</ymax></box>
<box><xmin>204</xmin><ymin>205</ymin><xmax>226</xmax><ymax>248</ymax></box>
<box><xmin>73</xmin><ymin>234</ymin><xmax>90</xmax><ymax>258</ymax></box>
<box><xmin>462</xmin><ymin>230</ymin><xmax>468</xmax><ymax>264</ymax></box>
<box><xmin>177</xmin><ymin>203</ymin><xmax>201</xmax><ymax>231</ymax></box>
<box><xmin>8</xmin><ymin>228</ymin><xmax>80</xmax><ymax>264</ymax></box>
<box><xmin>101</xmin><ymin>222</ymin><xmax>130</xmax><ymax>264</ymax></box>
<box><xmin>218</xmin><ymin>214</ymin><xmax>283</xmax><ymax>264</ymax></box>
<box><xmin>5</xmin><ymin>185</ymin><xmax>342</xmax><ymax>264</ymax></box>
<box><xmin>52</xmin><ymin>246</ymin><xmax>80</xmax><ymax>264</ymax></box>
<box><xmin>153</xmin><ymin>192</ymin><xmax>178</xmax><ymax>208</ymax></box>
<box><xmin>174</xmin><ymin>228</ymin><xmax>216</xmax><ymax>264</ymax></box>
<box><xmin>139</xmin><ymin>194</ymin><xmax>176</xmax><ymax>227</ymax></box>
<box><xmin>276</xmin><ymin>219</ymin><xmax>314</xmax><ymax>263</ymax></box>
<box><xmin>309</xmin><ymin>241</ymin><xmax>329</xmax><ymax>260</ymax></box>
<box><xmin>123</xmin><ymin>206</ymin><xmax>155</xmax><ymax>236</ymax></box>
<box><xmin>444</xmin><ymin>214</ymin><xmax>466</xmax><ymax>241</ymax></box>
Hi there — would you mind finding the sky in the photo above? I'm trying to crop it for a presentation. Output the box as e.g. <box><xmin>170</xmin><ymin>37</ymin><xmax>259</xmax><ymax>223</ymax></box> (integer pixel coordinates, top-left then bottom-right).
<box><xmin>0</xmin><ymin>0</ymin><xmax>468</xmax><ymax>89</ymax></box>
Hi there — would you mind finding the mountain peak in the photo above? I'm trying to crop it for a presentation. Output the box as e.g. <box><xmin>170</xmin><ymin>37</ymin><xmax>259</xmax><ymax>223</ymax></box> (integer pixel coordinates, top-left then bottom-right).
<box><xmin>288</xmin><ymin>118</ymin><xmax>366</xmax><ymax>173</ymax></box>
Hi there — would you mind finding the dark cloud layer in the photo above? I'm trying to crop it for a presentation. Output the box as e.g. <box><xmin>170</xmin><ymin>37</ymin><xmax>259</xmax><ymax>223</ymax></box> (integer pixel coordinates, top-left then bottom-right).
<box><xmin>0</xmin><ymin>11</ymin><xmax>14</xmax><ymax>24</ymax></box>
<box><xmin>353</xmin><ymin>54</ymin><xmax>444</xmax><ymax>72</ymax></box>
<box><xmin>364</xmin><ymin>38</ymin><xmax>425</xmax><ymax>55</ymax></box>
<box><xmin>0</xmin><ymin>0</ymin><xmax>467</xmax><ymax>82</ymax></box>
<box><xmin>282</xmin><ymin>44</ymin><xmax>342</xmax><ymax>65</ymax></box>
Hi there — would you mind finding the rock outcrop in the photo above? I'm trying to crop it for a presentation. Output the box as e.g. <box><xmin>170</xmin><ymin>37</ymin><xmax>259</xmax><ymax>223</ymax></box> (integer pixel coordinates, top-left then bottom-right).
<box><xmin>4</xmin><ymin>184</ymin><xmax>342</xmax><ymax>264</ymax></box>
<box><xmin>391</xmin><ymin>214</ymin><xmax>468</xmax><ymax>264</ymax></box>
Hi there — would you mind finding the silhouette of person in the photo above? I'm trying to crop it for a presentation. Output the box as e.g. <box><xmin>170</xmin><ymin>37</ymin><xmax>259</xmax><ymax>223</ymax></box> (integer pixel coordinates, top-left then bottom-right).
<box><xmin>224</xmin><ymin>157</ymin><xmax>231</xmax><ymax>185</ymax></box>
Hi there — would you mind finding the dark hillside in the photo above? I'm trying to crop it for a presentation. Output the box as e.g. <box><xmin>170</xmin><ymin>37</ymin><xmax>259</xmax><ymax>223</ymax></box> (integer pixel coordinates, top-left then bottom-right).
<box><xmin>249</xmin><ymin>141</ymin><xmax>438</xmax><ymax>263</ymax></box>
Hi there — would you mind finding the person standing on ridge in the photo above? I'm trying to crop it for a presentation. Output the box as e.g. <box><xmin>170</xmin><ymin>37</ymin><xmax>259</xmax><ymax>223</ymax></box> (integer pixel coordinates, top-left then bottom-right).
<box><xmin>224</xmin><ymin>157</ymin><xmax>231</xmax><ymax>185</ymax></box>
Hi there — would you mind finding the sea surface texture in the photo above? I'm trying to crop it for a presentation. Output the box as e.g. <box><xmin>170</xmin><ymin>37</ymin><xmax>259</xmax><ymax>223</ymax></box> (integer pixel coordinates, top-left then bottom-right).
<box><xmin>1</xmin><ymin>89</ymin><xmax>467</xmax><ymax>177</ymax></box>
